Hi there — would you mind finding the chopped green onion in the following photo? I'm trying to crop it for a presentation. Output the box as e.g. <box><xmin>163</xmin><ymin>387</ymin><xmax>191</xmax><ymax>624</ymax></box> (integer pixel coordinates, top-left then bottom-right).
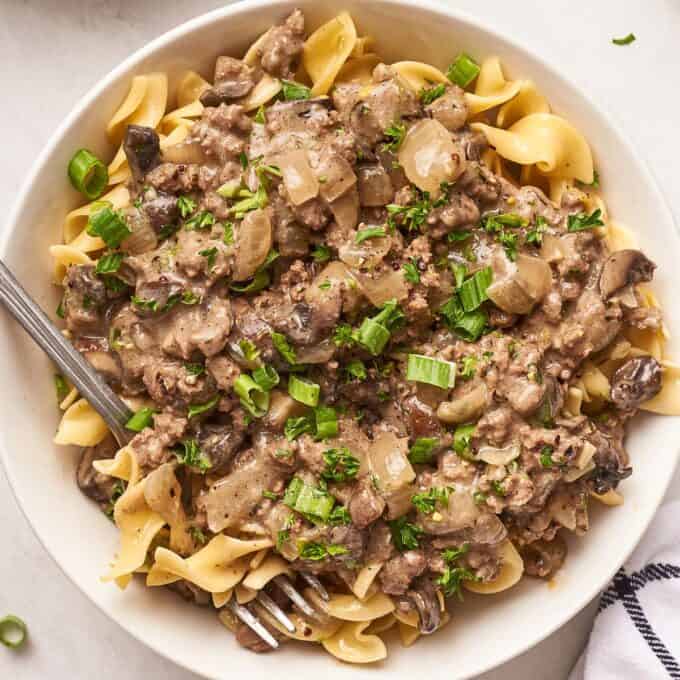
<box><xmin>314</xmin><ymin>406</ymin><xmax>338</xmax><ymax>440</ymax></box>
<box><xmin>453</xmin><ymin>423</ymin><xmax>476</xmax><ymax>460</ymax></box>
<box><xmin>222</xmin><ymin>221</ymin><xmax>235</xmax><ymax>244</ymax></box>
<box><xmin>235</xmin><ymin>374</ymin><xmax>270</xmax><ymax>417</ymax></box>
<box><xmin>187</xmin><ymin>394</ymin><xmax>220</xmax><ymax>419</ymax></box>
<box><xmin>408</xmin><ymin>437</ymin><xmax>439</xmax><ymax>464</ymax></box>
<box><xmin>262</xmin><ymin>490</ymin><xmax>279</xmax><ymax>501</ymax></box>
<box><xmin>239</xmin><ymin>151</ymin><xmax>249</xmax><ymax>169</ymax></box>
<box><xmin>54</xmin><ymin>374</ymin><xmax>69</xmax><ymax>403</ymax></box>
<box><xmin>448</xmin><ymin>229</ymin><xmax>472</xmax><ymax>242</ymax></box>
<box><xmin>612</xmin><ymin>33</ymin><xmax>636</xmax><ymax>46</ymax></box>
<box><xmin>357</xmin><ymin>318</ymin><xmax>390</xmax><ymax>356</ymax></box>
<box><xmin>328</xmin><ymin>505</ymin><xmax>351</xmax><ymax>526</ymax></box>
<box><xmin>321</xmin><ymin>447</ymin><xmax>360</xmax><ymax>483</ymax></box>
<box><xmin>271</xmin><ymin>331</ymin><xmax>297</xmax><ymax>364</ymax></box>
<box><xmin>355</xmin><ymin>226</ymin><xmax>385</xmax><ymax>244</ymax></box>
<box><xmin>406</xmin><ymin>353</ymin><xmax>456</xmax><ymax>389</ymax></box>
<box><xmin>458</xmin><ymin>266</ymin><xmax>492</xmax><ymax>312</ymax></box>
<box><xmin>175</xmin><ymin>439</ymin><xmax>211</xmax><ymax>472</ymax></box>
<box><xmin>125</xmin><ymin>407</ymin><xmax>156</xmax><ymax>432</ymax></box>
<box><xmin>216</xmin><ymin>180</ymin><xmax>241</xmax><ymax>199</ymax></box>
<box><xmin>56</xmin><ymin>298</ymin><xmax>65</xmax><ymax>319</ymax></box>
<box><xmin>288</xmin><ymin>374</ymin><xmax>320</xmax><ymax>407</ymax></box>
<box><xmin>567</xmin><ymin>209</ymin><xmax>604</xmax><ymax>232</ymax></box>
<box><xmin>95</xmin><ymin>252</ymin><xmax>124</xmax><ymax>275</ymax></box>
<box><xmin>86</xmin><ymin>206</ymin><xmax>131</xmax><ymax>248</ymax></box>
<box><xmin>238</xmin><ymin>339</ymin><xmax>260</xmax><ymax>362</ymax></box>
<box><xmin>447</xmin><ymin>53</ymin><xmax>480</xmax><ymax>88</ymax></box>
<box><xmin>281</xmin><ymin>80</ymin><xmax>311</xmax><ymax>100</ymax></box>
<box><xmin>0</xmin><ymin>615</ymin><xmax>28</xmax><ymax>649</ymax></box>
<box><xmin>68</xmin><ymin>149</ymin><xmax>108</xmax><ymax>200</ymax></box>
<box><xmin>252</xmin><ymin>364</ymin><xmax>280</xmax><ymax>392</ymax></box>
<box><xmin>298</xmin><ymin>542</ymin><xmax>329</xmax><ymax>560</ymax></box>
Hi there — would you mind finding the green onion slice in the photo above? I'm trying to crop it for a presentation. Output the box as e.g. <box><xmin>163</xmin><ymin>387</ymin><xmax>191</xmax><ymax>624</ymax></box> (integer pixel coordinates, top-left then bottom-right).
<box><xmin>458</xmin><ymin>266</ymin><xmax>492</xmax><ymax>312</ymax></box>
<box><xmin>612</xmin><ymin>33</ymin><xmax>636</xmax><ymax>46</ymax></box>
<box><xmin>314</xmin><ymin>406</ymin><xmax>338</xmax><ymax>440</ymax></box>
<box><xmin>235</xmin><ymin>374</ymin><xmax>270</xmax><ymax>417</ymax></box>
<box><xmin>288</xmin><ymin>374</ymin><xmax>320</xmax><ymax>407</ymax></box>
<box><xmin>187</xmin><ymin>394</ymin><xmax>220</xmax><ymax>419</ymax></box>
<box><xmin>95</xmin><ymin>252</ymin><xmax>124</xmax><ymax>275</ymax></box>
<box><xmin>0</xmin><ymin>615</ymin><xmax>28</xmax><ymax>649</ymax></box>
<box><xmin>357</xmin><ymin>318</ymin><xmax>390</xmax><ymax>356</ymax></box>
<box><xmin>68</xmin><ymin>149</ymin><xmax>108</xmax><ymax>200</ymax></box>
<box><xmin>453</xmin><ymin>422</ymin><xmax>476</xmax><ymax>460</ymax></box>
<box><xmin>447</xmin><ymin>53</ymin><xmax>480</xmax><ymax>88</ymax></box>
<box><xmin>355</xmin><ymin>226</ymin><xmax>386</xmax><ymax>244</ymax></box>
<box><xmin>406</xmin><ymin>354</ymin><xmax>456</xmax><ymax>389</ymax></box>
<box><xmin>86</xmin><ymin>206</ymin><xmax>131</xmax><ymax>248</ymax></box>
<box><xmin>54</xmin><ymin>374</ymin><xmax>70</xmax><ymax>403</ymax></box>
<box><xmin>125</xmin><ymin>407</ymin><xmax>156</xmax><ymax>432</ymax></box>
<box><xmin>252</xmin><ymin>365</ymin><xmax>280</xmax><ymax>392</ymax></box>
<box><xmin>281</xmin><ymin>80</ymin><xmax>311</xmax><ymax>100</ymax></box>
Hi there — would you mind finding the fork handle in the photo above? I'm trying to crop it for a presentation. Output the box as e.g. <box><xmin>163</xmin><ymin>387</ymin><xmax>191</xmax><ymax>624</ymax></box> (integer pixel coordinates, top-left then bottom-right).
<box><xmin>0</xmin><ymin>260</ymin><xmax>132</xmax><ymax>446</ymax></box>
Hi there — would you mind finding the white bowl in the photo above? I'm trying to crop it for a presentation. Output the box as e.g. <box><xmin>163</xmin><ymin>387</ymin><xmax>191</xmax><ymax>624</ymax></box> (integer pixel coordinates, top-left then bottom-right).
<box><xmin>1</xmin><ymin>1</ymin><xmax>679</xmax><ymax>678</ymax></box>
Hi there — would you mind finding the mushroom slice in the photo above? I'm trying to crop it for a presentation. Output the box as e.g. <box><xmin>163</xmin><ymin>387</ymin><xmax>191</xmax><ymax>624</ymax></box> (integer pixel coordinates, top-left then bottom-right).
<box><xmin>599</xmin><ymin>249</ymin><xmax>655</xmax><ymax>300</ymax></box>
<box><xmin>406</xmin><ymin>578</ymin><xmax>441</xmax><ymax>634</ymax></box>
<box><xmin>123</xmin><ymin>125</ymin><xmax>161</xmax><ymax>181</ymax></box>
<box><xmin>436</xmin><ymin>383</ymin><xmax>488</xmax><ymax>424</ymax></box>
<box><xmin>232</xmin><ymin>209</ymin><xmax>273</xmax><ymax>281</ymax></box>
<box><xmin>487</xmin><ymin>249</ymin><xmax>552</xmax><ymax>315</ymax></box>
<box><xmin>610</xmin><ymin>355</ymin><xmax>662</xmax><ymax>410</ymax></box>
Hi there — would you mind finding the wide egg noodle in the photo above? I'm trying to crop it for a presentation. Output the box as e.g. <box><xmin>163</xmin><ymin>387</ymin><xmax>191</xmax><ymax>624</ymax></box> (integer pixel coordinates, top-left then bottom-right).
<box><xmin>496</xmin><ymin>80</ymin><xmax>550</xmax><ymax>128</ymax></box>
<box><xmin>54</xmin><ymin>398</ymin><xmax>108</xmax><ymax>447</ymax></box>
<box><xmin>145</xmin><ymin>535</ymin><xmax>272</xmax><ymax>592</ymax></box>
<box><xmin>303</xmin><ymin>12</ymin><xmax>357</xmax><ymax>96</ymax></box>
<box><xmin>321</xmin><ymin>620</ymin><xmax>387</xmax><ymax>664</ymax></box>
<box><xmin>471</xmin><ymin>113</ymin><xmax>594</xmax><ymax>183</ymax></box>
<box><xmin>464</xmin><ymin>56</ymin><xmax>523</xmax><ymax>115</ymax></box>
<box><xmin>464</xmin><ymin>540</ymin><xmax>524</xmax><ymax>594</ymax></box>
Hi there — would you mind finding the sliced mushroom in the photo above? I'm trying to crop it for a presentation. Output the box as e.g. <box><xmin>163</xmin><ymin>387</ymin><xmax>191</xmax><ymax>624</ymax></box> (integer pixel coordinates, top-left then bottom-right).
<box><xmin>123</xmin><ymin>125</ymin><xmax>161</xmax><ymax>181</ymax></box>
<box><xmin>199</xmin><ymin>56</ymin><xmax>256</xmax><ymax>106</ymax></box>
<box><xmin>436</xmin><ymin>382</ymin><xmax>488</xmax><ymax>424</ymax></box>
<box><xmin>610</xmin><ymin>356</ymin><xmax>662</xmax><ymax>410</ymax></box>
<box><xmin>406</xmin><ymin>578</ymin><xmax>441</xmax><ymax>634</ymax></box>
<box><xmin>599</xmin><ymin>249</ymin><xmax>655</xmax><ymax>300</ymax></box>
<box><xmin>232</xmin><ymin>209</ymin><xmax>273</xmax><ymax>281</ymax></box>
<box><xmin>76</xmin><ymin>436</ymin><xmax>119</xmax><ymax>503</ymax></box>
<box><xmin>487</xmin><ymin>249</ymin><xmax>552</xmax><ymax>315</ymax></box>
<box><xmin>521</xmin><ymin>536</ymin><xmax>567</xmax><ymax>579</ymax></box>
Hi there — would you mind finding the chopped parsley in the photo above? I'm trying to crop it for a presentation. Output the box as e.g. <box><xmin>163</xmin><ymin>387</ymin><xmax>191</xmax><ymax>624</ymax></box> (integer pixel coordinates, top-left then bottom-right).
<box><xmin>402</xmin><ymin>258</ymin><xmax>421</xmax><ymax>284</ymax></box>
<box><xmin>332</xmin><ymin>323</ymin><xmax>356</xmax><ymax>348</ymax></box>
<box><xmin>567</xmin><ymin>209</ymin><xmax>604</xmax><ymax>232</ymax></box>
<box><xmin>177</xmin><ymin>195</ymin><xmax>196</xmax><ymax>218</ymax></box>
<box><xmin>318</xmin><ymin>279</ymin><xmax>332</xmax><ymax>291</ymax></box>
<box><xmin>321</xmin><ymin>447</ymin><xmax>360</xmax><ymax>483</ymax></box>
<box><xmin>419</xmin><ymin>83</ymin><xmax>446</xmax><ymax>105</ymax></box>
<box><xmin>411</xmin><ymin>486</ymin><xmax>452</xmax><ymax>514</ymax></box>
<box><xmin>281</xmin><ymin>79</ymin><xmax>311</xmax><ymax>100</ymax></box>
<box><xmin>355</xmin><ymin>226</ymin><xmax>386</xmax><ymax>244</ymax></box>
<box><xmin>408</xmin><ymin>437</ymin><xmax>439</xmax><ymax>464</ymax></box>
<box><xmin>222</xmin><ymin>221</ymin><xmax>234</xmax><ymax>245</ymax></box>
<box><xmin>254</xmin><ymin>105</ymin><xmax>266</xmax><ymax>124</ymax></box>
<box><xmin>238</xmin><ymin>338</ymin><xmax>260</xmax><ymax>362</ymax></box>
<box><xmin>311</xmin><ymin>244</ymin><xmax>331</xmax><ymax>262</ymax></box>
<box><xmin>54</xmin><ymin>374</ymin><xmax>69</xmax><ymax>402</ymax></box>
<box><xmin>298</xmin><ymin>541</ymin><xmax>348</xmax><ymax>560</ymax></box>
<box><xmin>458</xmin><ymin>355</ymin><xmax>477</xmax><ymax>380</ymax></box>
<box><xmin>189</xmin><ymin>526</ymin><xmax>208</xmax><ymax>545</ymax></box>
<box><xmin>199</xmin><ymin>246</ymin><xmax>218</xmax><ymax>271</ymax></box>
<box><xmin>95</xmin><ymin>252</ymin><xmax>124</xmax><ymax>275</ymax></box>
<box><xmin>526</xmin><ymin>215</ymin><xmax>548</xmax><ymax>246</ymax></box>
<box><xmin>174</xmin><ymin>439</ymin><xmax>211</xmax><ymax>472</ymax></box>
<box><xmin>437</xmin><ymin>543</ymin><xmax>477</xmax><ymax>599</ymax></box>
<box><xmin>345</xmin><ymin>359</ymin><xmax>367</xmax><ymax>381</ymax></box>
<box><xmin>389</xmin><ymin>516</ymin><xmax>424</xmax><ymax>552</ymax></box>
<box><xmin>382</xmin><ymin>121</ymin><xmax>407</xmax><ymax>152</ymax></box>
<box><xmin>284</xmin><ymin>415</ymin><xmax>313</xmax><ymax>441</ymax></box>
<box><xmin>184</xmin><ymin>362</ymin><xmax>205</xmax><ymax>376</ymax></box>
<box><xmin>328</xmin><ymin>505</ymin><xmax>351</xmax><ymax>526</ymax></box>
<box><xmin>185</xmin><ymin>210</ymin><xmax>215</xmax><ymax>231</ymax></box>
<box><xmin>386</xmin><ymin>192</ymin><xmax>432</xmax><ymax>232</ymax></box>
<box><xmin>539</xmin><ymin>445</ymin><xmax>556</xmax><ymax>468</ymax></box>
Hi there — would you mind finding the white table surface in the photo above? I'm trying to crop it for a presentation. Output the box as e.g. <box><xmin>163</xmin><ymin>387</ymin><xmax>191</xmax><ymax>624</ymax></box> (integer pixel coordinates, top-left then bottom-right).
<box><xmin>1</xmin><ymin>0</ymin><xmax>679</xmax><ymax>678</ymax></box>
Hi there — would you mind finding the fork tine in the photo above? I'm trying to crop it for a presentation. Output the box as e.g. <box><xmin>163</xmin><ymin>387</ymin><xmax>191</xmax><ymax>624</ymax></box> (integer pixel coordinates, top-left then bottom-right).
<box><xmin>273</xmin><ymin>575</ymin><xmax>317</xmax><ymax>619</ymax></box>
<box><xmin>256</xmin><ymin>591</ymin><xmax>295</xmax><ymax>633</ymax></box>
<box><xmin>299</xmin><ymin>572</ymin><xmax>329</xmax><ymax>601</ymax></box>
<box><xmin>228</xmin><ymin>599</ymin><xmax>279</xmax><ymax>649</ymax></box>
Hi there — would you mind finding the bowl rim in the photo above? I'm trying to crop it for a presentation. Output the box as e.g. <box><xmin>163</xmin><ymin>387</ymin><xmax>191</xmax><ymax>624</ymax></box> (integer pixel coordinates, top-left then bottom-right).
<box><xmin>1</xmin><ymin>0</ymin><xmax>678</xmax><ymax>677</ymax></box>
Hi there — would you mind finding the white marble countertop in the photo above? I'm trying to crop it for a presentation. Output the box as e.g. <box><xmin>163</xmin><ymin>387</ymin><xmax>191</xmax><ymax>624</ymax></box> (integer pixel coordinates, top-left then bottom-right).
<box><xmin>1</xmin><ymin>0</ymin><xmax>679</xmax><ymax>677</ymax></box>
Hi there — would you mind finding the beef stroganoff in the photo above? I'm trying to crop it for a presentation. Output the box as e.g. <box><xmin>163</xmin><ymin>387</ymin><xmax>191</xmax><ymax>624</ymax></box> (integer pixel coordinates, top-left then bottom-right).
<box><xmin>51</xmin><ymin>9</ymin><xmax>680</xmax><ymax>663</ymax></box>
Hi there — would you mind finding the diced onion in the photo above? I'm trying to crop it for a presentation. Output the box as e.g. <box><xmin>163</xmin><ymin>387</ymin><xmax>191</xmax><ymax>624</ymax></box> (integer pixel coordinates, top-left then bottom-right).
<box><xmin>275</xmin><ymin>150</ymin><xmax>319</xmax><ymax>206</ymax></box>
<box><xmin>477</xmin><ymin>442</ymin><xmax>520</xmax><ymax>465</ymax></box>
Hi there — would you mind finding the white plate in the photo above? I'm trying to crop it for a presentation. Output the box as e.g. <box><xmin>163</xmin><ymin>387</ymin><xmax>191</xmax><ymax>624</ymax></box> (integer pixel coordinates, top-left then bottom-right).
<box><xmin>1</xmin><ymin>1</ymin><xmax>678</xmax><ymax>678</ymax></box>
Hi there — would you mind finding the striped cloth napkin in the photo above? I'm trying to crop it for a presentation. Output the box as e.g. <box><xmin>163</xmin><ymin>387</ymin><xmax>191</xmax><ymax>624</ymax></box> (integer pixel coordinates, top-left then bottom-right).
<box><xmin>570</xmin><ymin>501</ymin><xmax>680</xmax><ymax>679</ymax></box>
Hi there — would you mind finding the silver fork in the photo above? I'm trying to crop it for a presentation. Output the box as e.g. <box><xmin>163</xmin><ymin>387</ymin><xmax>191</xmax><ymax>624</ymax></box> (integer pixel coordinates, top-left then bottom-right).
<box><xmin>0</xmin><ymin>259</ymin><xmax>327</xmax><ymax>649</ymax></box>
